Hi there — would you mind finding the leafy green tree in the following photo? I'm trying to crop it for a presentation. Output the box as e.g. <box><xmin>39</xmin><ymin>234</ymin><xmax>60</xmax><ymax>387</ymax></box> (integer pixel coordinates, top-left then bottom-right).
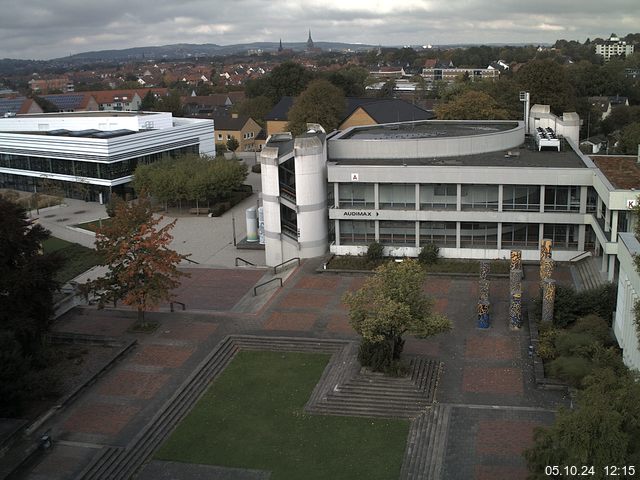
<box><xmin>158</xmin><ymin>90</ymin><xmax>183</xmax><ymax>117</ymax></box>
<box><xmin>246</xmin><ymin>61</ymin><xmax>314</xmax><ymax>104</ymax></box>
<box><xmin>327</xmin><ymin>65</ymin><xmax>370</xmax><ymax>96</ymax></box>
<box><xmin>516</xmin><ymin>59</ymin><xmax>577</xmax><ymax>114</ymax></box>
<box><xmin>525</xmin><ymin>368</ymin><xmax>640</xmax><ymax>479</ymax></box>
<box><xmin>286</xmin><ymin>79</ymin><xmax>345</xmax><ymax>135</ymax></box>
<box><xmin>237</xmin><ymin>95</ymin><xmax>273</xmax><ymax>127</ymax></box>
<box><xmin>377</xmin><ymin>79</ymin><xmax>396</xmax><ymax>98</ymax></box>
<box><xmin>226</xmin><ymin>136</ymin><xmax>239</xmax><ymax>152</ymax></box>
<box><xmin>343</xmin><ymin>259</ymin><xmax>452</xmax><ymax>371</ymax></box>
<box><xmin>436</xmin><ymin>90</ymin><xmax>509</xmax><ymax>120</ymax></box>
<box><xmin>0</xmin><ymin>198</ymin><xmax>62</xmax><ymax>415</ymax></box>
<box><xmin>89</xmin><ymin>195</ymin><xmax>188</xmax><ymax>324</ymax></box>
<box><xmin>618</xmin><ymin>122</ymin><xmax>640</xmax><ymax>154</ymax></box>
<box><xmin>140</xmin><ymin>90</ymin><xmax>158</xmax><ymax>110</ymax></box>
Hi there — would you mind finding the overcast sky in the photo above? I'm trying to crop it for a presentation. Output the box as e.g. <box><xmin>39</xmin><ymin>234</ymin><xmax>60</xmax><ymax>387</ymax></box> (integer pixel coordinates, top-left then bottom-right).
<box><xmin>0</xmin><ymin>0</ymin><xmax>638</xmax><ymax>60</ymax></box>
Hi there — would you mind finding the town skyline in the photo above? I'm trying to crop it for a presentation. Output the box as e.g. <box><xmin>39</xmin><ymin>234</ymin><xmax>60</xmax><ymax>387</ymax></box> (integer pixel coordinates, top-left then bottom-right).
<box><xmin>0</xmin><ymin>0</ymin><xmax>638</xmax><ymax>60</ymax></box>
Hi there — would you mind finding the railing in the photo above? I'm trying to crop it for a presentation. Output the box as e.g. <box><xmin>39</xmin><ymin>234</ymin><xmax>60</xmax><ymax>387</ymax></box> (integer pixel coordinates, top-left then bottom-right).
<box><xmin>235</xmin><ymin>257</ymin><xmax>256</xmax><ymax>267</ymax></box>
<box><xmin>569</xmin><ymin>251</ymin><xmax>592</xmax><ymax>263</ymax></box>
<box><xmin>183</xmin><ymin>256</ymin><xmax>200</xmax><ymax>265</ymax></box>
<box><xmin>273</xmin><ymin>257</ymin><xmax>301</xmax><ymax>274</ymax></box>
<box><xmin>253</xmin><ymin>277</ymin><xmax>283</xmax><ymax>296</ymax></box>
<box><xmin>170</xmin><ymin>301</ymin><xmax>186</xmax><ymax>312</ymax></box>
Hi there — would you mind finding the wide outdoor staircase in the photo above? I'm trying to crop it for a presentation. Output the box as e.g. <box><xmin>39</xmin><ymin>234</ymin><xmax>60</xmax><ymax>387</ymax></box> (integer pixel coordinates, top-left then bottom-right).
<box><xmin>306</xmin><ymin>355</ymin><xmax>442</xmax><ymax>419</ymax></box>
<box><xmin>399</xmin><ymin>404</ymin><xmax>452</xmax><ymax>480</ymax></box>
<box><xmin>77</xmin><ymin>335</ymin><xmax>347</xmax><ymax>480</ymax></box>
<box><xmin>571</xmin><ymin>255</ymin><xmax>609</xmax><ymax>291</ymax></box>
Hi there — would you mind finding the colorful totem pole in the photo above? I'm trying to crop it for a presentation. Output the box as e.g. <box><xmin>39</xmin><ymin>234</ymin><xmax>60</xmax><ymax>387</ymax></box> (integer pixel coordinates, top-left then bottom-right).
<box><xmin>509</xmin><ymin>250</ymin><xmax>523</xmax><ymax>329</ymax></box>
<box><xmin>539</xmin><ymin>238</ymin><xmax>553</xmax><ymax>288</ymax></box>
<box><xmin>477</xmin><ymin>261</ymin><xmax>490</xmax><ymax>328</ymax></box>
<box><xmin>542</xmin><ymin>279</ymin><xmax>556</xmax><ymax>323</ymax></box>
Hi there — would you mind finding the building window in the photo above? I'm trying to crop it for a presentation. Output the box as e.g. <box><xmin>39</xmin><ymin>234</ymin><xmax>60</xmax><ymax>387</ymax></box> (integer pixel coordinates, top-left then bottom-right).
<box><xmin>217</xmin><ymin>134</ymin><xmax>222</xmax><ymax>140</ymax></box>
<box><xmin>543</xmin><ymin>224</ymin><xmax>579</xmax><ymax>249</ymax></box>
<box><xmin>501</xmin><ymin>223</ymin><xmax>539</xmax><ymax>248</ymax></box>
<box><xmin>420</xmin><ymin>221</ymin><xmax>456</xmax><ymax>247</ymax></box>
<box><xmin>420</xmin><ymin>184</ymin><xmax>456</xmax><ymax>210</ymax></box>
<box><xmin>544</xmin><ymin>186</ymin><xmax>580</xmax><ymax>212</ymax></box>
<box><xmin>379</xmin><ymin>183</ymin><xmax>415</xmax><ymax>209</ymax></box>
<box><xmin>226</xmin><ymin>134</ymin><xmax>231</xmax><ymax>140</ymax></box>
<box><xmin>338</xmin><ymin>183</ymin><xmax>374</xmax><ymax>208</ymax></box>
<box><xmin>461</xmin><ymin>185</ymin><xmax>498</xmax><ymax>211</ymax></box>
<box><xmin>460</xmin><ymin>222</ymin><xmax>498</xmax><ymax>248</ymax></box>
<box><xmin>379</xmin><ymin>221</ymin><xmax>415</xmax><ymax>245</ymax></box>
<box><xmin>339</xmin><ymin>220</ymin><xmax>375</xmax><ymax>245</ymax></box>
<box><xmin>502</xmin><ymin>185</ymin><xmax>540</xmax><ymax>211</ymax></box>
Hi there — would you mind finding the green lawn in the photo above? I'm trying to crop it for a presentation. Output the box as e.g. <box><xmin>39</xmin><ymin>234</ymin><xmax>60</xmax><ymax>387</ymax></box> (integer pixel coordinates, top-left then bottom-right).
<box><xmin>156</xmin><ymin>351</ymin><xmax>409</xmax><ymax>480</ymax></box>
<box><xmin>73</xmin><ymin>217</ymin><xmax>111</xmax><ymax>233</ymax></box>
<box><xmin>42</xmin><ymin>237</ymin><xmax>101</xmax><ymax>283</ymax></box>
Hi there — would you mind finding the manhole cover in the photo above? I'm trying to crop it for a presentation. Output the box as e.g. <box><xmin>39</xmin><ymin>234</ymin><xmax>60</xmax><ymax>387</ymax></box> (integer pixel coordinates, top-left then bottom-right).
<box><xmin>44</xmin><ymin>214</ymin><xmax>56</xmax><ymax>218</ymax></box>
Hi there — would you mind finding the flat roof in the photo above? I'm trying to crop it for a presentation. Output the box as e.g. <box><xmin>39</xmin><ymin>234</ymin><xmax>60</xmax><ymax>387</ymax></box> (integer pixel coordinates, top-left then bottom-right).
<box><xmin>591</xmin><ymin>155</ymin><xmax>640</xmax><ymax>189</ymax></box>
<box><xmin>330</xmin><ymin>139</ymin><xmax>587</xmax><ymax>169</ymax></box>
<box><xmin>16</xmin><ymin>111</ymin><xmax>155</xmax><ymax>118</ymax></box>
<box><xmin>340</xmin><ymin>121</ymin><xmax>518</xmax><ymax>140</ymax></box>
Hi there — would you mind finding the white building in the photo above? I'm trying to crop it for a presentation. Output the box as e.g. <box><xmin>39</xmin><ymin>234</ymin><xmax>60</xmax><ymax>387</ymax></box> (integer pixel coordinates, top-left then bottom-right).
<box><xmin>595</xmin><ymin>34</ymin><xmax>635</xmax><ymax>61</ymax></box>
<box><xmin>0</xmin><ymin>111</ymin><xmax>214</xmax><ymax>202</ymax></box>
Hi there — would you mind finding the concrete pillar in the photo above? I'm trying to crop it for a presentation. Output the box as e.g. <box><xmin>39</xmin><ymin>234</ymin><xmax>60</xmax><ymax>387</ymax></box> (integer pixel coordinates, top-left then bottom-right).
<box><xmin>334</xmin><ymin>219</ymin><xmax>341</xmax><ymax>246</ymax></box>
<box><xmin>498</xmin><ymin>185</ymin><xmax>503</xmax><ymax>212</ymax></box>
<box><xmin>608</xmin><ymin>254</ymin><xmax>616</xmax><ymax>282</ymax></box>
<box><xmin>456</xmin><ymin>221</ymin><xmax>461</xmax><ymax>249</ymax></box>
<box><xmin>579</xmin><ymin>186</ymin><xmax>588</xmax><ymax>214</ymax></box>
<box><xmin>374</xmin><ymin>183</ymin><xmax>379</xmax><ymax>210</ymax></box>
<box><xmin>415</xmin><ymin>221</ymin><xmax>420</xmax><ymax>248</ymax></box>
<box><xmin>611</xmin><ymin>211</ymin><xmax>619</xmax><ymax>240</ymax></box>
<box><xmin>604</xmin><ymin>206</ymin><xmax>610</xmax><ymax>232</ymax></box>
<box><xmin>601</xmin><ymin>253</ymin><xmax>608</xmax><ymax>273</ymax></box>
<box><xmin>540</xmin><ymin>257</ymin><xmax>554</xmax><ymax>289</ymax></box>
<box><xmin>538</xmin><ymin>223</ymin><xmax>545</xmax><ymax>245</ymax></box>
<box><xmin>457</xmin><ymin>183</ymin><xmax>462</xmax><ymax>211</ymax></box>
<box><xmin>497</xmin><ymin>223</ymin><xmax>502</xmax><ymax>250</ymax></box>
<box><xmin>578</xmin><ymin>224</ymin><xmax>586</xmax><ymax>251</ymax></box>
<box><xmin>415</xmin><ymin>184</ymin><xmax>420</xmax><ymax>211</ymax></box>
<box><xmin>333</xmin><ymin>183</ymin><xmax>339</xmax><ymax>208</ymax></box>
<box><xmin>375</xmin><ymin>220</ymin><xmax>380</xmax><ymax>242</ymax></box>
<box><xmin>597</xmin><ymin>198</ymin><xmax>602</xmax><ymax>219</ymax></box>
<box><xmin>539</xmin><ymin>185</ymin><xmax>545</xmax><ymax>213</ymax></box>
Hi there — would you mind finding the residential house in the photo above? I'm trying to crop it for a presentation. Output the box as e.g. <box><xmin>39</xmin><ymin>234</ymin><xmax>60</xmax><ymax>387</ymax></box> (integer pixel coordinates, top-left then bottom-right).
<box><xmin>588</xmin><ymin>96</ymin><xmax>630</xmax><ymax>120</ymax></box>
<box><xmin>212</xmin><ymin>113</ymin><xmax>263</xmax><ymax>152</ymax></box>
<box><xmin>28</xmin><ymin>77</ymin><xmax>74</xmax><ymax>94</ymax></box>
<box><xmin>0</xmin><ymin>97</ymin><xmax>43</xmax><ymax>117</ymax></box>
<box><xmin>40</xmin><ymin>93</ymin><xmax>99</xmax><ymax>112</ymax></box>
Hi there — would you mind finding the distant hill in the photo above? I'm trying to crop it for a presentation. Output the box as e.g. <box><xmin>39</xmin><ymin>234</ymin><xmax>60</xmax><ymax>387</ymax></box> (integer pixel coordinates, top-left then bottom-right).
<box><xmin>49</xmin><ymin>41</ymin><xmax>378</xmax><ymax>63</ymax></box>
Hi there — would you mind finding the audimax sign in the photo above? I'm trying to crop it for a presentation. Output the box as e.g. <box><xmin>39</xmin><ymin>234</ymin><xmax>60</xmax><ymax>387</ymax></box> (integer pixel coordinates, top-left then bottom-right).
<box><xmin>343</xmin><ymin>210</ymin><xmax>379</xmax><ymax>217</ymax></box>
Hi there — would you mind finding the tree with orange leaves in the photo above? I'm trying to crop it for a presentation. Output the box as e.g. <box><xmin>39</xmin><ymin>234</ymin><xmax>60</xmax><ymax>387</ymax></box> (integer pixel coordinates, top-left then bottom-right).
<box><xmin>89</xmin><ymin>194</ymin><xmax>188</xmax><ymax>324</ymax></box>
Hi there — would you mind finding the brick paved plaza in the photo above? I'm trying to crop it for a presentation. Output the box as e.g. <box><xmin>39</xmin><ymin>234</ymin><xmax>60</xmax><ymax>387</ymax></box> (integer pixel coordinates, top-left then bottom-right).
<box><xmin>22</xmin><ymin>260</ymin><xmax>571</xmax><ymax>480</ymax></box>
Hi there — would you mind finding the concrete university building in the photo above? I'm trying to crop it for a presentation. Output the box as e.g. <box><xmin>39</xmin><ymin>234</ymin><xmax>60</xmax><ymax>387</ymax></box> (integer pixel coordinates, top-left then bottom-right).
<box><xmin>0</xmin><ymin>111</ymin><xmax>214</xmax><ymax>202</ymax></box>
<box><xmin>259</xmin><ymin>106</ymin><xmax>640</xmax><ymax>371</ymax></box>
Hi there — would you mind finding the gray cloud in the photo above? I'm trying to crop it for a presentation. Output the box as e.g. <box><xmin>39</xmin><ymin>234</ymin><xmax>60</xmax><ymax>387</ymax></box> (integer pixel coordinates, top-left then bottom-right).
<box><xmin>0</xmin><ymin>0</ymin><xmax>637</xmax><ymax>60</ymax></box>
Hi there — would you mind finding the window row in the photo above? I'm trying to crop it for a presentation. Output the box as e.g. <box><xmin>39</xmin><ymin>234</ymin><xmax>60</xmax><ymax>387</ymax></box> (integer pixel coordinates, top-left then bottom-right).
<box><xmin>338</xmin><ymin>220</ymin><xmax>579</xmax><ymax>249</ymax></box>
<box><xmin>334</xmin><ymin>183</ymin><xmax>584</xmax><ymax>212</ymax></box>
<box><xmin>0</xmin><ymin>145</ymin><xmax>198</xmax><ymax>180</ymax></box>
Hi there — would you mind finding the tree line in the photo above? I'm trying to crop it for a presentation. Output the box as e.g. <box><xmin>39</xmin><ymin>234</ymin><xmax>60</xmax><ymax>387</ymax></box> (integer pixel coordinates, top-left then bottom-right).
<box><xmin>133</xmin><ymin>154</ymin><xmax>248</xmax><ymax>211</ymax></box>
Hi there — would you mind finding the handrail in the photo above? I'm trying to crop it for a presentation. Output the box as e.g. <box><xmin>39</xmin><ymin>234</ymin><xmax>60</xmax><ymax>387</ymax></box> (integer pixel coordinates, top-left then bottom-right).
<box><xmin>183</xmin><ymin>256</ymin><xmax>200</xmax><ymax>264</ymax></box>
<box><xmin>170</xmin><ymin>301</ymin><xmax>186</xmax><ymax>312</ymax></box>
<box><xmin>235</xmin><ymin>257</ymin><xmax>256</xmax><ymax>267</ymax></box>
<box><xmin>253</xmin><ymin>277</ymin><xmax>283</xmax><ymax>296</ymax></box>
<box><xmin>569</xmin><ymin>251</ymin><xmax>592</xmax><ymax>262</ymax></box>
<box><xmin>273</xmin><ymin>257</ymin><xmax>300</xmax><ymax>274</ymax></box>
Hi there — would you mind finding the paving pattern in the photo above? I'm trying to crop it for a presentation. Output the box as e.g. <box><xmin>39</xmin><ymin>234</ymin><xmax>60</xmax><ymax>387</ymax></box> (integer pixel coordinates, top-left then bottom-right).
<box><xmin>20</xmin><ymin>260</ymin><xmax>574</xmax><ymax>480</ymax></box>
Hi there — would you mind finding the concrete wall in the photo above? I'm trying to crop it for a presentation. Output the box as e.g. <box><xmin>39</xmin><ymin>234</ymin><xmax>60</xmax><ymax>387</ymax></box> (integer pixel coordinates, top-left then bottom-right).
<box><xmin>614</xmin><ymin>232</ymin><xmax>640</xmax><ymax>371</ymax></box>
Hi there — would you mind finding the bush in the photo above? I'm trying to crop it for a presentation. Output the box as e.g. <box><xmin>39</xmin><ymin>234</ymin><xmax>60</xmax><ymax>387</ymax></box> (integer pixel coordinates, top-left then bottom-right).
<box><xmin>251</xmin><ymin>163</ymin><xmax>261</xmax><ymax>173</ymax></box>
<box><xmin>418</xmin><ymin>243</ymin><xmax>439</xmax><ymax>265</ymax></box>
<box><xmin>548</xmin><ymin>356</ymin><xmax>593</xmax><ymax>387</ymax></box>
<box><xmin>554</xmin><ymin>330</ymin><xmax>601</xmax><ymax>357</ymax></box>
<box><xmin>552</xmin><ymin>283</ymin><xmax>617</xmax><ymax>328</ymax></box>
<box><xmin>570</xmin><ymin>314</ymin><xmax>611</xmax><ymax>345</ymax></box>
<box><xmin>536</xmin><ymin>324</ymin><xmax>558</xmax><ymax>361</ymax></box>
<box><xmin>366</xmin><ymin>242</ymin><xmax>384</xmax><ymax>262</ymax></box>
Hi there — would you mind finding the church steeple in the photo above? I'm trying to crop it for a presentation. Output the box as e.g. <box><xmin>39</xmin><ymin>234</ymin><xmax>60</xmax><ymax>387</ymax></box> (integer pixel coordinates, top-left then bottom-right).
<box><xmin>278</xmin><ymin>38</ymin><xmax>283</xmax><ymax>52</ymax></box>
<box><xmin>306</xmin><ymin>29</ymin><xmax>314</xmax><ymax>50</ymax></box>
